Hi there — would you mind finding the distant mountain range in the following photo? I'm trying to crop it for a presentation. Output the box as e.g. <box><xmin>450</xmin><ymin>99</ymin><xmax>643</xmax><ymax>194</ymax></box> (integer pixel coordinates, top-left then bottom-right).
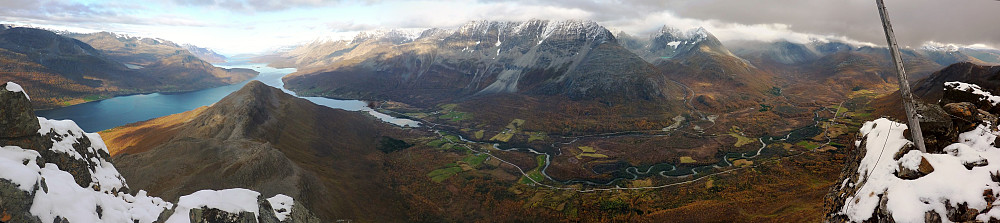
<box><xmin>253</xmin><ymin>18</ymin><xmax>1000</xmax><ymax>149</ymax></box>
<box><xmin>181</xmin><ymin>43</ymin><xmax>227</xmax><ymax>63</ymax></box>
<box><xmin>0</xmin><ymin>26</ymin><xmax>253</xmax><ymax>109</ymax></box>
<box><xmin>267</xmin><ymin>20</ymin><xmax>693</xmax><ymax>135</ymax></box>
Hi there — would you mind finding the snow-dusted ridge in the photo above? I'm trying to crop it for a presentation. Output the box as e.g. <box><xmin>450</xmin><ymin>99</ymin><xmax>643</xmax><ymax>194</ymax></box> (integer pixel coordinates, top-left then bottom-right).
<box><xmin>922</xmin><ymin>41</ymin><xmax>1000</xmax><ymax>52</ymax></box>
<box><xmin>945</xmin><ymin>81</ymin><xmax>1000</xmax><ymax>106</ymax></box>
<box><xmin>0</xmin><ymin>82</ymin><xmax>302</xmax><ymax>223</ymax></box>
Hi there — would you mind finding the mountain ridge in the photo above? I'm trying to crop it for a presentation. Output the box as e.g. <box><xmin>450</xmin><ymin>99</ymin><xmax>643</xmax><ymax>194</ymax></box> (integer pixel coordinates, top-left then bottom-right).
<box><xmin>102</xmin><ymin>80</ymin><xmax>414</xmax><ymax>222</ymax></box>
<box><xmin>0</xmin><ymin>27</ymin><xmax>258</xmax><ymax>109</ymax></box>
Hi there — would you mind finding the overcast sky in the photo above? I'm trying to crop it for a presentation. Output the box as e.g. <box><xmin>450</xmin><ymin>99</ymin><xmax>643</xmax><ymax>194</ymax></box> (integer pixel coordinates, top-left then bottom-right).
<box><xmin>3</xmin><ymin>0</ymin><xmax>997</xmax><ymax>55</ymax></box>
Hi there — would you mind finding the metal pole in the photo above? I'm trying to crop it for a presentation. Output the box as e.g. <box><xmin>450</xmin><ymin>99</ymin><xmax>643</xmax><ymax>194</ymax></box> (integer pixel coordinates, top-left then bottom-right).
<box><xmin>876</xmin><ymin>0</ymin><xmax>927</xmax><ymax>152</ymax></box>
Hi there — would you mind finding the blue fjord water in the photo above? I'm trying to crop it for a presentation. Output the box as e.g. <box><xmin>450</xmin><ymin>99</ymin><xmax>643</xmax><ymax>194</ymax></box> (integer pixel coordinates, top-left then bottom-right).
<box><xmin>35</xmin><ymin>62</ymin><xmax>418</xmax><ymax>132</ymax></box>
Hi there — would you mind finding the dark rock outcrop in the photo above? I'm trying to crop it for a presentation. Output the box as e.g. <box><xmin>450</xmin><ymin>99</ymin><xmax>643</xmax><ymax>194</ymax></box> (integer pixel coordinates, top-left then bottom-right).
<box><xmin>0</xmin><ymin>83</ymin><xmax>40</xmax><ymax>139</ymax></box>
<box><xmin>912</xmin><ymin>62</ymin><xmax>1000</xmax><ymax>104</ymax></box>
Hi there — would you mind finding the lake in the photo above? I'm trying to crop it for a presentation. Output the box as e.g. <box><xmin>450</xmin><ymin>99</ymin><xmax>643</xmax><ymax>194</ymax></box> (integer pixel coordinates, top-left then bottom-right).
<box><xmin>35</xmin><ymin>61</ymin><xmax>419</xmax><ymax>132</ymax></box>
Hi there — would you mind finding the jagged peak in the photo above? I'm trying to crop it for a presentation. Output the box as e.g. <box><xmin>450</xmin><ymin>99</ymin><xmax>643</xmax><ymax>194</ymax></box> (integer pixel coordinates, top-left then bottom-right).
<box><xmin>351</xmin><ymin>28</ymin><xmax>425</xmax><ymax>44</ymax></box>
<box><xmin>83</xmin><ymin>31</ymin><xmax>178</xmax><ymax>47</ymax></box>
<box><xmin>921</xmin><ymin>41</ymin><xmax>961</xmax><ymax>52</ymax></box>
<box><xmin>650</xmin><ymin>25</ymin><xmax>709</xmax><ymax>42</ymax></box>
<box><xmin>455</xmin><ymin>19</ymin><xmax>612</xmax><ymax>43</ymax></box>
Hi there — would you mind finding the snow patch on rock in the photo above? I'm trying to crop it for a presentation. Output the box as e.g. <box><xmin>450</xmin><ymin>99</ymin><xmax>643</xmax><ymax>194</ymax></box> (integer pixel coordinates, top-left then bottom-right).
<box><xmin>267</xmin><ymin>194</ymin><xmax>295</xmax><ymax>221</ymax></box>
<box><xmin>165</xmin><ymin>188</ymin><xmax>261</xmax><ymax>223</ymax></box>
<box><xmin>946</xmin><ymin>81</ymin><xmax>1000</xmax><ymax>106</ymax></box>
<box><xmin>5</xmin><ymin>81</ymin><xmax>28</xmax><ymax>100</ymax></box>
<box><xmin>0</xmin><ymin>146</ymin><xmax>42</xmax><ymax>191</ymax></box>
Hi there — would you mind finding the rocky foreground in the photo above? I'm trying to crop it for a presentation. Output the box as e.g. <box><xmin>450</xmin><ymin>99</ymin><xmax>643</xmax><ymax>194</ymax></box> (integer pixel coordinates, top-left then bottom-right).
<box><xmin>825</xmin><ymin>81</ymin><xmax>1000</xmax><ymax>222</ymax></box>
<box><xmin>0</xmin><ymin>82</ymin><xmax>318</xmax><ymax>223</ymax></box>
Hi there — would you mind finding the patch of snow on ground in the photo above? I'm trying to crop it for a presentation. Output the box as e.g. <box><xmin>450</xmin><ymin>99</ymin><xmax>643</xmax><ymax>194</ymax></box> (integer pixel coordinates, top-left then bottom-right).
<box><xmin>0</xmin><ymin>146</ymin><xmax>41</xmax><ymax>191</ymax></box>
<box><xmin>946</xmin><ymin>81</ymin><xmax>1000</xmax><ymax>105</ymax></box>
<box><xmin>267</xmin><ymin>194</ymin><xmax>294</xmax><ymax>221</ymax></box>
<box><xmin>166</xmin><ymin>188</ymin><xmax>261</xmax><ymax>223</ymax></box>
<box><xmin>840</xmin><ymin>118</ymin><xmax>1000</xmax><ymax>222</ymax></box>
<box><xmin>31</xmin><ymin>164</ymin><xmax>168</xmax><ymax>223</ymax></box>
<box><xmin>5</xmin><ymin>81</ymin><xmax>28</xmax><ymax>100</ymax></box>
<box><xmin>36</xmin><ymin>117</ymin><xmax>89</xmax><ymax>159</ymax></box>
<box><xmin>667</xmin><ymin>41</ymin><xmax>681</xmax><ymax>49</ymax></box>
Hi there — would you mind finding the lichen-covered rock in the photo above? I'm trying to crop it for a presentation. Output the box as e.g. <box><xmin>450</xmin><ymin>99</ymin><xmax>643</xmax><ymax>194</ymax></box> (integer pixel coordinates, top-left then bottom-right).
<box><xmin>0</xmin><ymin>82</ymin><xmax>40</xmax><ymax>139</ymax></box>
<box><xmin>0</xmin><ymin>180</ymin><xmax>42</xmax><ymax>223</ymax></box>
<box><xmin>0</xmin><ymin>82</ymin><xmax>45</xmax><ymax>153</ymax></box>
<box><xmin>189</xmin><ymin>207</ymin><xmax>257</xmax><ymax>223</ymax></box>
<box><xmin>896</xmin><ymin>157</ymin><xmax>934</xmax><ymax>180</ymax></box>
<box><xmin>282</xmin><ymin>201</ymin><xmax>321</xmax><ymax>223</ymax></box>
<box><xmin>942</xmin><ymin>81</ymin><xmax>1000</xmax><ymax>114</ymax></box>
<box><xmin>915</xmin><ymin>102</ymin><xmax>954</xmax><ymax>153</ymax></box>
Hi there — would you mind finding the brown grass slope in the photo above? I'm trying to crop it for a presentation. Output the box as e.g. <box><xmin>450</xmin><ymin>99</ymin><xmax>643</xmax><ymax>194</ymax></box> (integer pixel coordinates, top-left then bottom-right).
<box><xmin>104</xmin><ymin>81</ymin><xmax>411</xmax><ymax>222</ymax></box>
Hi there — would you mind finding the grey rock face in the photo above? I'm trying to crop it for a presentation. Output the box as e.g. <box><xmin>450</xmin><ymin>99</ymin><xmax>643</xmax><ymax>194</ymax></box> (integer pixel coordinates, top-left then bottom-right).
<box><xmin>0</xmin><ymin>82</ymin><xmax>41</xmax><ymax>141</ymax></box>
<box><xmin>0</xmin><ymin>180</ymin><xmax>42</xmax><ymax>223</ymax></box>
<box><xmin>189</xmin><ymin>207</ymin><xmax>257</xmax><ymax>223</ymax></box>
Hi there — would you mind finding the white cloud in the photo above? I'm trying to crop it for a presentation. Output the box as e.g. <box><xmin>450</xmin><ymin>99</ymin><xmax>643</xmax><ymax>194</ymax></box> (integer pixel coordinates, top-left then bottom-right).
<box><xmin>604</xmin><ymin>11</ymin><xmax>876</xmax><ymax>47</ymax></box>
<box><xmin>2</xmin><ymin>0</ymin><xmax>995</xmax><ymax>55</ymax></box>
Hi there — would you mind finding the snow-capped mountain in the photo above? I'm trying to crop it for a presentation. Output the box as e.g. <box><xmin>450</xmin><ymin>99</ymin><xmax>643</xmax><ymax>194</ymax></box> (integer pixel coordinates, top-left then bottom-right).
<box><xmin>351</xmin><ymin>28</ymin><xmax>425</xmax><ymax>45</ymax></box>
<box><xmin>280</xmin><ymin>19</ymin><xmax>674</xmax><ymax>103</ymax></box>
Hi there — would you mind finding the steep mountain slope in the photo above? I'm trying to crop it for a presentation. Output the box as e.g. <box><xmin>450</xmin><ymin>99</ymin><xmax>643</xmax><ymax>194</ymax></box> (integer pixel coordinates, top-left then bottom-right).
<box><xmin>0</xmin><ymin>27</ymin><xmax>140</xmax><ymax>108</ymax></box>
<box><xmin>0</xmin><ymin>82</ymin><xmax>318</xmax><ymax>223</ymax></box>
<box><xmin>66</xmin><ymin>32</ymin><xmax>256</xmax><ymax>88</ymax></box>
<box><xmin>279</xmin><ymin>20</ymin><xmax>686</xmax><ymax>135</ymax></box>
<box><xmin>620</xmin><ymin>26</ymin><xmax>774</xmax><ymax>111</ymax></box>
<box><xmin>0</xmin><ymin>27</ymin><xmax>257</xmax><ymax>109</ymax></box>
<box><xmin>920</xmin><ymin>47</ymin><xmax>987</xmax><ymax>66</ymax></box>
<box><xmin>726</xmin><ymin>40</ymin><xmax>955</xmax><ymax>106</ymax></box>
<box><xmin>181</xmin><ymin>44</ymin><xmax>227</xmax><ymax>63</ymax></box>
<box><xmin>960</xmin><ymin>47</ymin><xmax>1000</xmax><ymax>64</ymax></box>
<box><xmin>101</xmin><ymin>81</ymin><xmax>413</xmax><ymax>222</ymax></box>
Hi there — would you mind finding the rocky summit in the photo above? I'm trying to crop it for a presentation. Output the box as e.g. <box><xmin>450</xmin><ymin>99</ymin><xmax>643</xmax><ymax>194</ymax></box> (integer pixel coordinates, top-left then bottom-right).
<box><xmin>825</xmin><ymin>80</ymin><xmax>1000</xmax><ymax>222</ymax></box>
<box><xmin>0</xmin><ymin>82</ymin><xmax>318</xmax><ymax>223</ymax></box>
